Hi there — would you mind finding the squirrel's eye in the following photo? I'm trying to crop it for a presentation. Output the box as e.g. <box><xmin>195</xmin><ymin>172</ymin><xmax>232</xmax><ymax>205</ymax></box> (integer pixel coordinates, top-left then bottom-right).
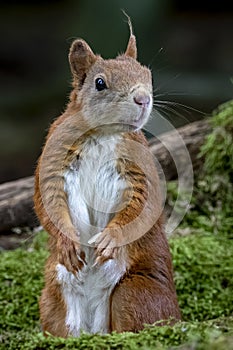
<box><xmin>95</xmin><ymin>77</ymin><xmax>107</xmax><ymax>91</ymax></box>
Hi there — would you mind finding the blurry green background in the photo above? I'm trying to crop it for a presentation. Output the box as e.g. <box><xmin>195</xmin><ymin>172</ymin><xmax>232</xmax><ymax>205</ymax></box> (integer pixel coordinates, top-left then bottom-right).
<box><xmin>0</xmin><ymin>0</ymin><xmax>232</xmax><ymax>183</ymax></box>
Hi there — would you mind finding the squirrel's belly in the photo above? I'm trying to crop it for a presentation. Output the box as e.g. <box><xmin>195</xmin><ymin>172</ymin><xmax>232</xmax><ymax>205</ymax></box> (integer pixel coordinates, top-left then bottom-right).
<box><xmin>64</xmin><ymin>138</ymin><xmax>127</xmax><ymax>241</ymax></box>
<box><xmin>61</xmin><ymin>138</ymin><xmax>127</xmax><ymax>335</ymax></box>
<box><xmin>64</xmin><ymin>165</ymin><xmax>127</xmax><ymax>240</ymax></box>
<box><xmin>59</xmin><ymin>157</ymin><xmax>127</xmax><ymax>334</ymax></box>
<box><xmin>56</xmin><ymin>258</ymin><xmax>126</xmax><ymax>335</ymax></box>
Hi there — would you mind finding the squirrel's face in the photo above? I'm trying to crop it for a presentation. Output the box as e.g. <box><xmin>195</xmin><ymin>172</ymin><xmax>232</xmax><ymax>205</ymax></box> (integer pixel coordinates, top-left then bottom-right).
<box><xmin>69</xmin><ymin>30</ymin><xmax>153</xmax><ymax>131</ymax></box>
<box><xmin>79</xmin><ymin>57</ymin><xmax>152</xmax><ymax>130</ymax></box>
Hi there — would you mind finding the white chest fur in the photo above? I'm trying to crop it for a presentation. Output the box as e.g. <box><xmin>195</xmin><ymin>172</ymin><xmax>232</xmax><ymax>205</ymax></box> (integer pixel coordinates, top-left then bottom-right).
<box><xmin>57</xmin><ymin>133</ymin><xmax>127</xmax><ymax>335</ymax></box>
<box><xmin>64</xmin><ymin>133</ymin><xmax>127</xmax><ymax>242</ymax></box>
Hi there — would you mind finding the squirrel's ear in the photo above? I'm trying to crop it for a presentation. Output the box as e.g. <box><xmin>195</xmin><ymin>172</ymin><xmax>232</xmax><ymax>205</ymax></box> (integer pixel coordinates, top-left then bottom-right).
<box><xmin>69</xmin><ymin>39</ymin><xmax>96</xmax><ymax>87</ymax></box>
<box><xmin>124</xmin><ymin>14</ymin><xmax>137</xmax><ymax>59</ymax></box>
<box><xmin>125</xmin><ymin>35</ymin><xmax>137</xmax><ymax>59</ymax></box>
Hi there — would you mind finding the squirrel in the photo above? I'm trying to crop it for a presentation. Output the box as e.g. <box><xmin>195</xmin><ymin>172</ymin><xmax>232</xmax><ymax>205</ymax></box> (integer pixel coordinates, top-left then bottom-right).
<box><xmin>34</xmin><ymin>19</ymin><xmax>181</xmax><ymax>337</ymax></box>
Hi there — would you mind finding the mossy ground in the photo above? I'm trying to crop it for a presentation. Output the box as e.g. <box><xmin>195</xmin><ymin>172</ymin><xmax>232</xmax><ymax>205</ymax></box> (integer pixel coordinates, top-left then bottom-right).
<box><xmin>1</xmin><ymin>101</ymin><xmax>233</xmax><ymax>349</ymax></box>
<box><xmin>1</xmin><ymin>230</ymin><xmax>232</xmax><ymax>349</ymax></box>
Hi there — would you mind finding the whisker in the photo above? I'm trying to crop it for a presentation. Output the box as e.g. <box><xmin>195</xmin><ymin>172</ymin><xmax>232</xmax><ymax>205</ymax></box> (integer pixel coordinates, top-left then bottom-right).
<box><xmin>154</xmin><ymin>101</ymin><xmax>192</xmax><ymax>116</ymax></box>
<box><xmin>151</xmin><ymin>107</ymin><xmax>175</xmax><ymax>123</ymax></box>
<box><xmin>153</xmin><ymin>104</ymin><xmax>190</xmax><ymax>123</ymax></box>
<box><xmin>154</xmin><ymin>100</ymin><xmax>207</xmax><ymax>116</ymax></box>
<box><xmin>148</xmin><ymin>47</ymin><xmax>165</xmax><ymax>68</ymax></box>
<box><xmin>153</xmin><ymin>91</ymin><xmax>200</xmax><ymax>99</ymax></box>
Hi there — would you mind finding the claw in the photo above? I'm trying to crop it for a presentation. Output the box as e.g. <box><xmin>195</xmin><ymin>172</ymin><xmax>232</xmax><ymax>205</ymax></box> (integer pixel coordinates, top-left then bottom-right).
<box><xmin>89</xmin><ymin>227</ymin><xmax>122</xmax><ymax>265</ymax></box>
<box><xmin>88</xmin><ymin>232</ymin><xmax>102</xmax><ymax>245</ymax></box>
<box><xmin>57</xmin><ymin>235</ymin><xmax>85</xmax><ymax>275</ymax></box>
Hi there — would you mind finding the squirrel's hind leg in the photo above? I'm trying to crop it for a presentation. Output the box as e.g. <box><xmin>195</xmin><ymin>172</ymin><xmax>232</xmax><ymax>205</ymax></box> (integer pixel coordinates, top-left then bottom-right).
<box><xmin>110</xmin><ymin>274</ymin><xmax>181</xmax><ymax>332</ymax></box>
<box><xmin>39</xmin><ymin>277</ymin><xmax>69</xmax><ymax>337</ymax></box>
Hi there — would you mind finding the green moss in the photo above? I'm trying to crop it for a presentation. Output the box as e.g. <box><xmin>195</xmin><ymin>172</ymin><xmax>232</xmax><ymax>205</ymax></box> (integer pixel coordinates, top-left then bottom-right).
<box><xmin>1</xmin><ymin>318</ymin><xmax>233</xmax><ymax>350</ymax></box>
<box><xmin>171</xmin><ymin>233</ymin><xmax>233</xmax><ymax>322</ymax></box>
<box><xmin>168</xmin><ymin>99</ymin><xmax>233</xmax><ymax>236</ymax></box>
<box><xmin>0</xmin><ymin>243</ymin><xmax>48</xmax><ymax>332</ymax></box>
<box><xmin>200</xmin><ymin>100</ymin><xmax>233</xmax><ymax>178</ymax></box>
<box><xmin>194</xmin><ymin>100</ymin><xmax>233</xmax><ymax>236</ymax></box>
<box><xmin>0</xmin><ymin>230</ymin><xmax>232</xmax><ymax>349</ymax></box>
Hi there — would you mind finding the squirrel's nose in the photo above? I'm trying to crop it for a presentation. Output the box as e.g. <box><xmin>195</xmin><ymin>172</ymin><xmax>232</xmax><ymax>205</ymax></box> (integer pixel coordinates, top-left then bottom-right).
<box><xmin>133</xmin><ymin>93</ymin><xmax>150</xmax><ymax>107</ymax></box>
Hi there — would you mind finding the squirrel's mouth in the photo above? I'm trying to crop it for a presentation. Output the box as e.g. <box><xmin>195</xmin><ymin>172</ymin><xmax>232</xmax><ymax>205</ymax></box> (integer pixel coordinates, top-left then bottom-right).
<box><xmin>131</xmin><ymin>104</ymin><xmax>151</xmax><ymax>128</ymax></box>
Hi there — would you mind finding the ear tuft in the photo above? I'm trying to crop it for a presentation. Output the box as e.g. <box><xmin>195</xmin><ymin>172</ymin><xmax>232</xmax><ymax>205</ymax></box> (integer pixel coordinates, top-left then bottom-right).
<box><xmin>123</xmin><ymin>11</ymin><xmax>137</xmax><ymax>59</ymax></box>
<box><xmin>69</xmin><ymin>39</ymin><xmax>96</xmax><ymax>88</ymax></box>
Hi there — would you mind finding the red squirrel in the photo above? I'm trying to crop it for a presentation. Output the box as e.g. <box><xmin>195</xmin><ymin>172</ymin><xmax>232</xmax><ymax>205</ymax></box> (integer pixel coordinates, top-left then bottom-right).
<box><xmin>34</xmin><ymin>20</ymin><xmax>181</xmax><ymax>337</ymax></box>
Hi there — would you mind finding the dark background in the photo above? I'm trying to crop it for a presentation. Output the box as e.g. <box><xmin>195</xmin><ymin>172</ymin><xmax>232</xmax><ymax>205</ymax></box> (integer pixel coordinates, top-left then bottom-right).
<box><xmin>0</xmin><ymin>0</ymin><xmax>232</xmax><ymax>183</ymax></box>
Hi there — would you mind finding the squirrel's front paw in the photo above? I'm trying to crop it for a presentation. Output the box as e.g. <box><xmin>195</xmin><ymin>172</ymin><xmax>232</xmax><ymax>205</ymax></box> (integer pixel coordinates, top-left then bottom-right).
<box><xmin>88</xmin><ymin>227</ymin><xmax>123</xmax><ymax>265</ymax></box>
<box><xmin>57</xmin><ymin>235</ymin><xmax>85</xmax><ymax>275</ymax></box>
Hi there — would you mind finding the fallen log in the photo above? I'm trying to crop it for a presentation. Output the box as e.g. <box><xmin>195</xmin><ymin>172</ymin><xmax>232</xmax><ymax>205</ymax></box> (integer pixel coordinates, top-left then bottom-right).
<box><xmin>0</xmin><ymin>176</ymin><xmax>38</xmax><ymax>232</ymax></box>
<box><xmin>148</xmin><ymin>118</ymin><xmax>211</xmax><ymax>180</ymax></box>
<box><xmin>0</xmin><ymin>118</ymin><xmax>211</xmax><ymax>232</ymax></box>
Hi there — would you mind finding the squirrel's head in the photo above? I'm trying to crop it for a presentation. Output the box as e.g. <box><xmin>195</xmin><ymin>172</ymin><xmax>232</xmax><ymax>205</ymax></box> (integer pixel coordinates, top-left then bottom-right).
<box><xmin>69</xmin><ymin>19</ymin><xmax>152</xmax><ymax>131</ymax></box>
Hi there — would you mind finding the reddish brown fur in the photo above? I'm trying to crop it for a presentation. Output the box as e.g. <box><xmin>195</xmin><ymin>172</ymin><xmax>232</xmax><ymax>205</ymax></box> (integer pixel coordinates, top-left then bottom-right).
<box><xmin>111</xmin><ymin>217</ymin><xmax>181</xmax><ymax>332</ymax></box>
<box><xmin>34</xmin><ymin>24</ymin><xmax>181</xmax><ymax>337</ymax></box>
